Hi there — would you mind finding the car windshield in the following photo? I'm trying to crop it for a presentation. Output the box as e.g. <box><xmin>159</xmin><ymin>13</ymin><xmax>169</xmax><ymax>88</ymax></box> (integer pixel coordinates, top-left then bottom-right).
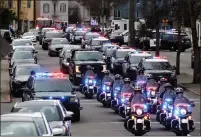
<box><xmin>34</xmin><ymin>117</ymin><xmax>48</xmax><ymax>134</ymax></box>
<box><xmin>51</xmin><ymin>39</ymin><xmax>68</xmax><ymax>45</ymax></box>
<box><xmin>74</xmin><ymin>31</ymin><xmax>85</xmax><ymax>36</ymax></box>
<box><xmin>116</xmin><ymin>50</ymin><xmax>131</xmax><ymax>58</ymax></box>
<box><xmin>29</xmin><ymin>29</ymin><xmax>39</xmax><ymax>33</ymax></box>
<box><xmin>1</xmin><ymin>121</ymin><xmax>38</xmax><ymax>136</ymax></box>
<box><xmin>23</xmin><ymin>32</ymin><xmax>34</xmax><ymax>36</ymax></box>
<box><xmin>75</xmin><ymin>51</ymin><xmax>103</xmax><ymax>61</ymax></box>
<box><xmin>45</xmin><ymin>33</ymin><xmax>62</xmax><ymax>38</ymax></box>
<box><xmin>13</xmin><ymin>40</ymin><xmax>32</xmax><ymax>46</ymax></box>
<box><xmin>144</xmin><ymin>61</ymin><xmax>173</xmax><ymax>70</ymax></box>
<box><xmin>85</xmin><ymin>34</ymin><xmax>100</xmax><ymax>40</ymax></box>
<box><xmin>105</xmin><ymin>49</ymin><xmax>115</xmax><ymax>56</ymax></box>
<box><xmin>12</xmin><ymin>52</ymin><xmax>33</xmax><ymax>59</ymax></box>
<box><xmin>15</xmin><ymin>66</ymin><xmax>42</xmax><ymax>76</ymax></box>
<box><xmin>14</xmin><ymin>47</ymin><xmax>33</xmax><ymax>52</ymax></box>
<box><xmin>13</xmin><ymin>105</ymin><xmax>62</xmax><ymax>122</ymax></box>
<box><xmin>91</xmin><ymin>40</ymin><xmax>110</xmax><ymax>46</ymax></box>
<box><xmin>34</xmin><ymin>79</ymin><xmax>72</xmax><ymax>92</ymax></box>
<box><xmin>130</xmin><ymin>55</ymin><xmax>151</xmax><ymax>64</ymax></box>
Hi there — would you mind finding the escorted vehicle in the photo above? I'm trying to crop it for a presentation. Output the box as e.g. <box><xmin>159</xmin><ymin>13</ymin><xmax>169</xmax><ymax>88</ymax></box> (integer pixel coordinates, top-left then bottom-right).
<box><xmin>11</xmin><ymin>100</ymin><xmax>73</xmax><ymax>136</ymax></box>
<box><xmin>29</xmin><ymin>28</ymin><xmax>40</xmax><ymax>41</ymax></box>
<box><xmin>1</xmin><ymin>114</ymin><xmax>43</xmax><ymax>136</ymax></box>
<box><xmin>160</xmin><ymin>32</ymin><xmax>191</xmax><ymax>51</ymax></box>
<box><xmin>22</xmin><ymin>72</ymin><xmax>82</xmax><ymax>121</ymax></box>
<box><xmin>137</xmin><ymin>57</ymin><xmax>177</xmax><ymax>86</ymax></box>
<box><xmin>87</xmin><ymin>37</ymin><xmax>110</xmax><ymax>51</ymax></box>
<box><xmin>81</xmin><ymin>32</ymin><xmax>100</xmax><ymax>48</ymax></box>
<box><xmin>122</xmin><ymin>51</ymin><xmax>152</xmax><ymax>80</ymax></box>
<box><xmin>108</xmin><ymin>47</ymin><xmax>136</xmax><ymax>74</ymax></box>
<box><xmin>22</xmin><ymin>32</ymin><xmax>37</xmax><ymax>43</ymax></box>
<box><xmin>39</xmin><ymin>27</ymin><xmax>56</xmax><ymax>45</ymax></box>
<box><xmin>48</xmin><ymin>38</ymin><xmax>69</xmax><ymax>57</ymax></box>
<box><xmin>9</xmin><ymin>64</ymin><xmax>43</xmax><ymax>96</ymax></box>
<box><xmin>59</xmin><ymin>45</ymin><xmax>81</xmax><ymax>58</ymax></box>
<box><xmin>101</xmin><ymin>43</ymin><xmax>118</xmax><ymax>53</ymax></box>
<box><xmin>9</xmin><ymin>51</ymin><xmax>37</xmax><ymax>69</ymax></box>
<box><xmin>72</xmin><ymin>30</ymin><xmax>86</xmax><ymax>44</ymax></box>
<box><xmin>4</xmin><ymin>112</ymin><xmax>53</xmax><ymax>136</ymax></box>
<box><xmin>9</xmin><ymin>47</ymin><xmax>38</xmax><ymax>59</ymax></box>
<box><xmin>11</xmin><ymin>39</ymin><xmax>34</xmax><ymax>50</ymax></box>
<box><xmin>68</xmin><ymin>49</ymin><xmax>106</xmax><ymax>85</ymax></box>
<box><xmin>42</xmin><ymin>31</ymin><xmax>62</xmax><ymax>50</ymax></box>
<box><xmin>60</xmin><ymin>50</ymin><xmax>71</xmax><ymax>74</ymax></box>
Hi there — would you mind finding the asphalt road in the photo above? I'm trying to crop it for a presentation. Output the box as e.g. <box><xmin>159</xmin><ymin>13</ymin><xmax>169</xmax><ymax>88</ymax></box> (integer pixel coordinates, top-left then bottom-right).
<box><xmin>1</xmin><ymin>45</ymin><xmax>200</xmax><ymax>136</ymax></box>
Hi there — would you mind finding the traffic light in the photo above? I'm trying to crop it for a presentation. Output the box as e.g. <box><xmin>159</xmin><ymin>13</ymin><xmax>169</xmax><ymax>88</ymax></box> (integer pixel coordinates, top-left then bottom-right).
<box><xmin>162</xmin><ymin>19</ymin><xmax>169</xmax><ymax>26</ymax></box>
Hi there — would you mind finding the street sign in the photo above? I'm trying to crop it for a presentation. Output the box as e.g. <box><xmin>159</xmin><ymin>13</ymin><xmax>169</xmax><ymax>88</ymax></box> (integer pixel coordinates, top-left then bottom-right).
<box><xmin>91</xmin><ymin>19</ymin><xmax>98</xmax><ymax>25</ymax></box>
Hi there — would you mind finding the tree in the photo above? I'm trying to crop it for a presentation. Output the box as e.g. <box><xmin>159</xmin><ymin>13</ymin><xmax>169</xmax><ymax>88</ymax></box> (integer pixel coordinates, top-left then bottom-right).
<box><xmin>188</xmin><ymin>0</ymin><xmax>201</xmax><ymax>83</ymax></box>
<box><xmin>140</xmin><ymin>0</ymin><xmax>171</xmax><ymax>56</ymax></box>
<box><xmin>170</xmin><ymin>0</ymin><xmax>189</xmax><ymax>75</ymax></box>
<box><xmin>0</xmin><ymin>9</ymin><xmax>17</xmax><ymax>29</ymax></box>
<box><xmin>68</xmin><ymin>5</ymin><xmax>82</xmax><ymax>24</ymax></box>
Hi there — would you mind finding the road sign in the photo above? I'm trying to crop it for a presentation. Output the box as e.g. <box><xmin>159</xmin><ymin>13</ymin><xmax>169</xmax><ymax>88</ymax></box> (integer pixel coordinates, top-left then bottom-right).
<box><xmin>91</xmin><ymin>19</ymin><xmax>98</xmax><ymax>25</ymax></box>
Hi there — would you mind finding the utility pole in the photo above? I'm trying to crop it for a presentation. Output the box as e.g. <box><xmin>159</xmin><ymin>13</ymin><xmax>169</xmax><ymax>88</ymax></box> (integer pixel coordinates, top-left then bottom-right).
<box><xmin>129</xmin><ymin>0</ymin><xmax>135</xmax><ymax>47</ymax></box>
<box><xmin>17</xmin><ymin>0</ymin><xmax>20</xmax><ymax>31</ymax></box>
<box><xmin>33</xmin><ymin>0</ymin><xmax>36</xmax><ymax>27</ymax></box>
<box><xmin>101</xmin><ymin>0</ymin><xmax>104</xmax><ymax>32</ymax></box>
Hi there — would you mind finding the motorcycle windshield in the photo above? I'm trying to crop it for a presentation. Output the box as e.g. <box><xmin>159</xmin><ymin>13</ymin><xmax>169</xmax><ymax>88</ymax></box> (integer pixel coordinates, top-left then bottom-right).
<box><xmin>84</xmin><ymin>70</ymin><xmax>95</xmax><ymax>77</ymax></box>
<box><xmin>174</xmin><ymin>97</ymin><xmax>190</xmax><ymax>106</ymax></box>
<box><xmin>146</xmin><ymin>79</ymin><xmax>158</xmax><ymax>90</ymax></box>
<box><xmin>121</xmin><ymin>86</ymin><xmax>134</xmax><ymax>93</ymax></box>
<box><xmin>163</xmin><ymin>90</ymin><xmax>176</xmax><ymax>102</ymax></box>
<box><xmin>136</xmin><ymin>76</ymin><xmax>147</xmax><ymax>84</ymax></box>
<box><xmin>131</xmin><ymin>94</ymin><xmax>147</xmax><ymax>104</ymax></box>
<box><xmin>102</xmin><ymin>77</ymin><xmax>113</xmax><ymax>84</ymax></box>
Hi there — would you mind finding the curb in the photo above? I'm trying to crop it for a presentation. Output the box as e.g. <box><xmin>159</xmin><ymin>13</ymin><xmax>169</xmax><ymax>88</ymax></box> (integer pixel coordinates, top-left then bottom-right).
<box><xmin>178</xmin><ymin>83</ymin><xmax>201</xmax><ymax>96</ymax></box>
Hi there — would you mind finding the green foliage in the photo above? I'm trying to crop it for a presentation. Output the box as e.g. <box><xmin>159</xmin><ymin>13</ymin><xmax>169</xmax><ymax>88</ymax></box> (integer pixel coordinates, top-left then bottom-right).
<box><xmin>0</xmin><ymin>9</ymin><xmax>17</xmax><ymax>29</ymax></box>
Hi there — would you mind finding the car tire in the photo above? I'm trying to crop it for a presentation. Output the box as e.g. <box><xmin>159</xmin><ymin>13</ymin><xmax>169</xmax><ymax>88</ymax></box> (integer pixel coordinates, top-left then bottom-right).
<box><xmin>74</xmin><ymin>111</ymin><xmax>80</xmax><ymax>122</ymax></box>
<box><xmin>48</xmin><ymin>51</ymin><xmax>52</xmax><ymax>57</ymax></box>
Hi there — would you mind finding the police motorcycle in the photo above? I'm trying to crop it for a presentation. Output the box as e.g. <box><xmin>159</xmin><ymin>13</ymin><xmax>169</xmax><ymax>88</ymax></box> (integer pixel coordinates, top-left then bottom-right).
<box><xmin>124</xmin><ymin>85</ymin><xmax>151</xmax><ymax>136</ymax></box>
<box><xmin>171</xmin><ymin>88</ymin><xmax>195</xmax><ymax>136</ymax></box>
<box><xmin>118</xmin><ymin>78</ymin><xmax>134</xmax><ymax>118</ymax></box>
<box><xmin>145</xmin><ymin>75</ymin><xmax>159</xmax><ymax>114</ymax></box>
<box><xmin>111</xmin><ymin>74</ymin><xmax>124</xmax><ymax>113</ymax></box>
<box><xmin>97</xmin><ymin>70</ymin><xmax>114</xmax><ymax>107</ymax></box>
<box><xmin>80</xmin><ymin>66</ymin><xmax>98</xmax><ymax>98</ymax></box>
<box><xmin>136</xmin><ymin>70</ymin><xmax>148</xmax><ymax>92</ymax></box>
<box><xmin>157</xmin><ymin>85</ymin><xmax>177</xmax><ymax>129</ymax></box>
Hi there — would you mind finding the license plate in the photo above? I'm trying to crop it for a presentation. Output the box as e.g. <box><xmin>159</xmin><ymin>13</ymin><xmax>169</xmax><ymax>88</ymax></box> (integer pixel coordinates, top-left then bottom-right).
<box><xmin>137</xmin><ymin>119</ymin><xmax>143</xmax><ymax>123</ymax></box>
<box><xmin>181</xmin><ymin>119</ymin><xmax>188</xmax><ymax>123</ymax></box>
<box><xmin>107</xmin><ymin>93</ymin><xmax>111</xmax><ymax>96</ymax></box>
<box><xmin>89</xmin><ymin>86</ymin><xmax>93</xmax><ymax>89</ymax></box>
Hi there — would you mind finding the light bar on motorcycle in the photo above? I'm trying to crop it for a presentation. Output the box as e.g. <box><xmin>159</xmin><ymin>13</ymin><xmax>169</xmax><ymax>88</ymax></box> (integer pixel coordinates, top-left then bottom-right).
<box><xmin>137</xmin><ymin>81</ymin><xmax>146</xmax><ymax>84</ymax></box>
<box><xmin>115</xmin><ymin>87</ymin><xmax>121</xmax><ymax>90</ymax></box>
<box><xmin>165</xmin><ymin>98</ymin><xmax>172</xmax><ymax>102</ymax></box>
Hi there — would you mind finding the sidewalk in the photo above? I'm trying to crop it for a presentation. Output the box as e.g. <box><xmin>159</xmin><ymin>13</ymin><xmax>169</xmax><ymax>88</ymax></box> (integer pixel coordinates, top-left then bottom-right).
<box><xmin>0</xmin><ymin>59</ymin><xmax>11</xmax><ymax>103</ymax></box>
<box><xmin>177</xmin><ymin>73</ymin><xmax>200</xmax><ymax>96</ymax></box>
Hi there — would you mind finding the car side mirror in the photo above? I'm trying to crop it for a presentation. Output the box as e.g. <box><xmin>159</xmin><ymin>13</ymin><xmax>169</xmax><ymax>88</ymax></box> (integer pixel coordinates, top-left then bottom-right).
<box><xmin>64</xmin><ymin>115</ymin><xmax>72</xmax><ymax>121</ymax></box>
<box><xmin>190</xmin><ymin>101</ymin><xmax>195</xmax><ymax>107</ymax></box>
<box><xmin>52</xmin><ymin>128</ymin><xmax>64</xmax><ymax>136</ymax></box>
<box><xmin>172</xmin><ymin>65</ymin><xmax>176</xmax><ymax>70</ymax></box>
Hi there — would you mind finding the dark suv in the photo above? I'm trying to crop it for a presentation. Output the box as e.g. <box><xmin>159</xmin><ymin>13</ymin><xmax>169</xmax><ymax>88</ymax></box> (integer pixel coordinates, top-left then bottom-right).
<box><xmin>160</xmin><ymin>32</ymin><xmax>191</xmax><ymax>51</ymax></box>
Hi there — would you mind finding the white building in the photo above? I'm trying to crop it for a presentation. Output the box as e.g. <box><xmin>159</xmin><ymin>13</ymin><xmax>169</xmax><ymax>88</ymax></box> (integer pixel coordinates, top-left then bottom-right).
<box><xmin>36</xmin><ymin>0</ymin><xmax>68</xmax><ymax>21</ymax></box>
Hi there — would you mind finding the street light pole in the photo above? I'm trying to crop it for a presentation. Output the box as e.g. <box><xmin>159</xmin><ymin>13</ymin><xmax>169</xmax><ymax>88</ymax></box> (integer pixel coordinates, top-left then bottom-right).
<box><xmin>129</xmin><ymin>0</ymin><xmax>135</xmax><ymax>47</ymax></box>
<box><xmin>33</xmin><ymin>0</ymin><xmax>36</xmax><ymax>27</ymax></box>
<box><xmin>101</xmin><ymin>0</ymin><xmax>104</xmax><ymax>32</ymax></box>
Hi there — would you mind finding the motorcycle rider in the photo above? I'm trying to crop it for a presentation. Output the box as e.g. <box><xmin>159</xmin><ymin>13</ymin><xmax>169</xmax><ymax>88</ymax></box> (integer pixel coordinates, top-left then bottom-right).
<box><xmin>102</xmin><ymin>70</ymin><xmax>113</xmax><ymax>84</ymax></box>
<box><xmin>157</xmin><ymin>77</ymin><xmax>168</xmax><ymax>93</ymax></box>
<box><xmin>125</xmin><ymin>85</ymin><xmax>151</xmax><ymax>131</ymax></box>
<box><xmin>112</xmin><ymin>74</ymin><xmax>124</xmax><ymax>99</ymax></box>
<box><xmin>121</xmin><ymin>78</ymin><xmax>134</xmax><ymax>94</ymax></box>
<box><xmin>136</xmin><ymin>69</ymin><xmax>148</xmax><ymax>88</ymax></box>
<box><xmin>81</xmin><ymin>65</ymin><xmax>96</xmax><ymax>86</ymax></box>
<box><xmin>144</xmin><ymin>74</ymin><xmax>158</xmax><ymax>96</ymax></box>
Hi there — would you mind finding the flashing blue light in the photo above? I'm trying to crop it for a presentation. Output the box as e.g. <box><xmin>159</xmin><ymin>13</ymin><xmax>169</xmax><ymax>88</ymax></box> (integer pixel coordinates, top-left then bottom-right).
<box><xmin>115</xmin><ymin>87</ymin><xmax>121</xmax><ymax>90</ymax></box>
<box><xmin>106</xmin><ymin>86</ymin><xmax>110</xmax><ymax>90</ymax></box>
<box><xmin>89</xmin><ymin>80</ymin><xmax>93</xmax><ymax>83</ymax></box>
<box><xmin>165</xmin><ymin>98</ymin><xmax>172</xmax><ymax>102</ymax></box>
<box><xmin>85</xmin><ymin>79</ymin><xmax>88</xmax><ymax>84</ymax></box>
<box><xmin>174</xmin><ymin>110</ymin><xmax>179</xmax><ymax>115</ymax></box>
<box><xmin>103</xmin><ymin>86</ymin><xmax>106</xmax><ymax>91</ymax></box>
<box><xmin>163</xmin><ymin>105</ymin><xmax>167</xmax><ymax>109</ymax></box>
<box><xmin>61</xmin><ymin>96</ymin><xmax>65</xmax><ymax>99</ymax></box>
<box><xmin>93</xmin><ymin>80</ymin><xmax>96</xmax><ymax>84</ymax></box>
<box><xmin>114</xmin><ymin>93</ymin><xmax>117</xmax><ymax>96</ymax></box>
<box><xmin>49</xmin><ymin>96</ymin><xmax>53</xmax><ymax>99</ymax></box>
<box><xmin>121</xmin><ymin>98</ymin><xmax>125</xmax><ymax>102</ymax></box>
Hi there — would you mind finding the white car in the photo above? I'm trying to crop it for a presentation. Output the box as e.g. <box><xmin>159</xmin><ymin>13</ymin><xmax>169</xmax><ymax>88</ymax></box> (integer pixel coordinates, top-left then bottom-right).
<box><xmin>86</xmin><ymin>36</ymin><xmax>110</xmax><ymax>50</ymax></box>
<box><xmin>22</xmin><ymin>32</ymin><xmax>37</xmax><ymax>44</ymax></box>
<box><xmin>4</xmin><ymin>112</ymin><xmax>53</xmax><ymax>136</ymax></box>
<box><xmin>11</xmin><ymin>39</ymin><xmax>35</xmax><ymax>50</ymax></box>
<box><xmin>81</xmin><ymin>32</ymin><xmax>100</xmax><ymax>48</ymax></box>
<box><xmin>12</xmin><ymin>100</ymin><xmax>74</xmax><ymax>136</ymax></box>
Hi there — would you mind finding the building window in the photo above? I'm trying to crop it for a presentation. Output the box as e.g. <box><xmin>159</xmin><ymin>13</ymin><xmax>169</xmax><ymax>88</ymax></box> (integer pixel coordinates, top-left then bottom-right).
<box><xmin>124</xmin><ymin>24</ymin><xmax>127</xmax><ymax>30</ymax></box>
<box><xmin>43</xmin><ymin>3</ymin><xmax>50</xmax><ymax>13</ymax></box>
<box><xmin>60</xmin><ymin>3</ymin><xmax>66</xmax><ymax>13</ymax></box>
<box><xmin>114</xmin><ymin>10</ymin><xmax>121</xmax><ymax>18</ymax></box>
<box><xmin>27</xmin><ymin>0</ymin><xmax>31</xmax><ymax>8</ymax></box>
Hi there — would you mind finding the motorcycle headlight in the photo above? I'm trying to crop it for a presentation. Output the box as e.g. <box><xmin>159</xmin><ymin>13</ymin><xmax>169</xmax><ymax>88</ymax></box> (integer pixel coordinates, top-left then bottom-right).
<box><xmin>136</xmin><ymin>109</ymin><xmax>143</xmax><ymax>115</ymax></box>
<box><xmin>89</xmin><ymin>80</ymin><xmax>93</xmax><ymax>83</ymax></box>
<box><xmin>180</xmin><ymin>108</ymin><xmax>187</xmax><ymax>115</ymax></box>
<box><xmin>151</xmin><ymin>91</ymin><xmax>155</xmax><ymax>96</ymax></box>
<box><xmin>75</xmin><ymin>66</ymin><xmax>80</xmax><ymax>72</ymax></box>
<box><xmin>106</xmin><ymin>86</ymin><xmax>110</xmax><ymax>90</ymax></box>
<box><xmin>70</xmin><ymin>97</ymin><xmax>79</xmax><ymax>103</ymax></box>
<box><xmin>85</xmin><ymin>79</ymin><xmax>88</xmax><ymax>84</ymax></box>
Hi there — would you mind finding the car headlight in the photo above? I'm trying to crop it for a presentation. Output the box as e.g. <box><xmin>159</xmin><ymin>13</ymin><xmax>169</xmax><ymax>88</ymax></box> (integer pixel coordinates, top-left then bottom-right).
<box><xmin>180</xmin><ymin>108</ymin><xmax>187</xmax><ymax>115</ymax></box>
<box><xmin>102</xmin><ymin>65</ymin><xmax>106</xmax><ymax>71</ymax></box>
<box><xmin>70</xmin><ymin>97</ymin><xmax>79</xmax><ymax>103</ymax></box>
<box><xmin>136</xmin><ymin>109</ymin><xmax>143</xmax><ymax>115</ymax></box>
<box><xmin>75</xmin><ymin>66</ymin><xmax>80</xmax><ymax>72</ymax></box>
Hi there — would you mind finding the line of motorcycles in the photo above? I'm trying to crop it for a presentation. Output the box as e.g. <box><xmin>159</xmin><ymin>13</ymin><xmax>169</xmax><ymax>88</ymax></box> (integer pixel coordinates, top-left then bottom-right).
<box><xmin>78</xmin><ymin>73</ymin><xmax>196</xmax><ymax>136</ymax></box>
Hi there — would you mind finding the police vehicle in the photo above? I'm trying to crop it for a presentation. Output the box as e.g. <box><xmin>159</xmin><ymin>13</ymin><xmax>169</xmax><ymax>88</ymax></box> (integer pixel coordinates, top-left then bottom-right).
<box><xmin>137</xmin><ymin>57</ymin><xmax>177</xmax><ymax>86</ymax></box>
<box><xmin>86</xmin><ymin>36</ymin><xmax>110</xmax><ymax>51</ymax></box>
<box><xmin>21</xmin><ymin>72</ymin><xmax>82</xmax><ymax>121</ymax></box>
<box><xmin>11</xmin><ymin>100</ymin><xmax>74</xmax><ymax>136</ymax></box>
<box><xmin>122</xmin><ymin>51</ymin><xmax>152</xmax><ymax>80</ymax></box>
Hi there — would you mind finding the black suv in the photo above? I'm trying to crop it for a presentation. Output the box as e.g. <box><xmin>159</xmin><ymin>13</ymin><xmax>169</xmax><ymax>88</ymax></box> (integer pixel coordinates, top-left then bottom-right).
<box><xmin>68</xmin><ymin>49</ymin><xmax>106</xmax><ymax>85</ymax></box>
<box><xmin>122</xmin><ymin>51</ymin><xmax>152</xmax><ymax>80</ymax></box>
<box><xmin>160</xmin><ymin>32</ymin><xmax>191</xmax><ymax>52</ymax></box>
<box><xmin>137</xmin><ymin>57</ymin><xmax>177</xmax><ymax>86</ymax></box>
<box><xmin>22</xmin><ymin>72</ymin><xmax>82</xmax><ymax>121</ymax></box>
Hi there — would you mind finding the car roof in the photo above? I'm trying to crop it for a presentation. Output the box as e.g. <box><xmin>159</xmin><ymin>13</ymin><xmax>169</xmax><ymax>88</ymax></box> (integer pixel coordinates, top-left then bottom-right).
<box><xmin>14</xmin><ymin>100</ymin><xmax>59</xmax><ymax>108</ymax></box>
<box><xmin>16</xmin><ymin>63</ymin><xmax>40</xmax><ymax>67</ymax></box>
<box><xmin>130</xmin><ymin>53</ymin><xmax>152</xmax><ymax>57</ymax></box>
<box><xmin>86</xmin><ymin>32</ymin><xmax>100</xmax><ymax>35</ymax></box>
<box><xmin>52</xmin><ymin>38</ymin><xmax>66</xmax><ymax>40</ymax></box>
<box><xmin>116</xmin><ymin>48</ymin><xmax>136</xmax><ymax>51</ymax></box>
<box><xmin>93</xmin><ymin>37</ymin><xmax>109</xmax><ymax>40</ymax></box>
<box><xmin>42</xmin><ymin>28</ymin><xmax>55</xmax><ymax>30</ymax></box>
<box><xmin>46</xmin><ymin>31</ymin><xmax>61</xmax><ymax>34</ymax></box>
<box><xmin>13</xmin><ymin>51</ymin><xmax>32</xmax><ymax>53</ymax></box>
<box><xmin>144</xmin><ymin>58</ymin><xmax>168</xmax><ymax>62</ymax></box>
<box><xmin>2</xmin><ymin>112</ymin><xmax>43</xmax><ymax>118</ymax></box>
<box><xmin>1</xmin><ymin>115</ymin><xmax>36</xmax><ymax>122</ymax></box>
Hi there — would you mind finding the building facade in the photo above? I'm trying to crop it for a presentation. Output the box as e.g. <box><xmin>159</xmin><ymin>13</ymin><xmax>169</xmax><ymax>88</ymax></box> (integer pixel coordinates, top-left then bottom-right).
<box><xmin>36</xmin><ymin>0</ymin><xmax>68</xmax><ymax>22</ymax></box>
